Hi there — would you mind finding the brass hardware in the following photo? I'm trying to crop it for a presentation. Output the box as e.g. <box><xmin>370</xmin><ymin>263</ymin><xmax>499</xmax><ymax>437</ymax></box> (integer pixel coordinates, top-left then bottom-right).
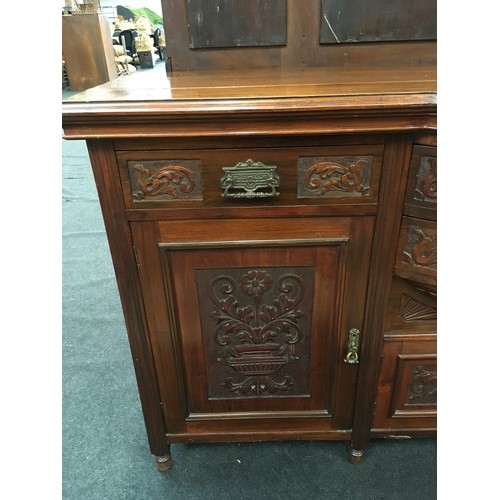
<box><xmin>221</xmin><ymin>159</ymin><xmax>280</xmax><ymax>199</ymax></box>
<box><xmin>133</xmin><ymin>246</ymin><xmax>140</xmax><ymax>269</ymax></box>
<box><xmin>344</xmin><ymin>328</ymin><xmax>360</xmax><ymax>364</ymax></box>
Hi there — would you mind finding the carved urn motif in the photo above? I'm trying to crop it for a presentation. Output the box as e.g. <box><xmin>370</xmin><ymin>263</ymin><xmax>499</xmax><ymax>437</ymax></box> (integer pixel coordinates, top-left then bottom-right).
<box><xmin>208</xmin><ymin>270</ymin><xmax>305</xmax><ymax>396</ymax></box>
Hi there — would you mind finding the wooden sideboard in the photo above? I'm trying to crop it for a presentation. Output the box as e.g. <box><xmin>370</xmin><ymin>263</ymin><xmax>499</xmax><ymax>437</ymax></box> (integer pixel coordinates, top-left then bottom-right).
<box><xmin>62</xmin><ymin>65</ymin><xmax>437</xmax><ymax>469</ymax></box>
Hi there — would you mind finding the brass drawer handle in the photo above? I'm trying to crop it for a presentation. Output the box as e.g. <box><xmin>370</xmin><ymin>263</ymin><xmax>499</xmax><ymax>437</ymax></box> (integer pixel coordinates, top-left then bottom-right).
<box><xmin>221</xmin><ymin>159</ymin><xmax>280</xmax><ymax>199</ymax></box>
<box><xmin>344</xmin><ymin>328</ymin><xmax>360</xmax><ymax>364</ymax></box>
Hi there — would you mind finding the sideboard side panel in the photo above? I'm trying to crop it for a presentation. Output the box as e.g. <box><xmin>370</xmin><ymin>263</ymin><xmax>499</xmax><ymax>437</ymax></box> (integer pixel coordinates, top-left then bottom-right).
<box><xmin>86</xmin><ymin>139</ymin><xmax>169</xmax><ymax>456</ymax></box>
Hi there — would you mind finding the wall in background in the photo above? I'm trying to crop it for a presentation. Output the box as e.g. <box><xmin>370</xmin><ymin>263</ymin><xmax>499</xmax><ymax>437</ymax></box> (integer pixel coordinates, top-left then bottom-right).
<box><xmin>99</xmin><ymin>1</ymin><xmax>163</xmax><ymax>15</ymax></box>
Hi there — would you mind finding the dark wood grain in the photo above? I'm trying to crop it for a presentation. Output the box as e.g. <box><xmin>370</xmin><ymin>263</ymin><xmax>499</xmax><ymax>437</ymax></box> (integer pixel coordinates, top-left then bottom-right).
<box><xmin>161</xmin><ymin>0</ymin><xmax>436</xmax><ymax>71</ymax></box>
<box><xmin>320</xmin><ymin>0</ymin><xmax>437</xmax><ymax>44</ymax></box>
<box><xmin>372</xmin><ymin>340</ymin><xmax>437</xmax><ymax>432</ymax></box>
<box><xmin>184</xmin><ymin>0</ymin><xmax>287</xmax><ymax>49</ymax></box>
<box><xmin>348</xmin><ymin>132</ymin><xmax>414</xmax><ymax>461</ymax></box>
<box><xmin>62</xmin><ymin>14</ymin><xmax>117</xmax><ymax>91</ymax></box>
<box><xmin>85</xmin><ymin>141</ymin><xmax>170</xmax><ymax>457</ymax></box>
<box><xmin>403</xmin><ymin>144</ymin><xmax>437</xmax><ymax>221</ymax></box>
<box><xmin>62</xmin><ymin>60</ymin><xmax>437</xmax><ymax>467</ymax></box>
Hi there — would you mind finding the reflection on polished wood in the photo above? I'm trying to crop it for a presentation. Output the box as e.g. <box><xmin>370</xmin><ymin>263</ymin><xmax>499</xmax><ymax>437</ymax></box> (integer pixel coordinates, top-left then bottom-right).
<box><xmin>62</xmin><ymin>60</ymin><xmax>437</xmax><ymax>469</ymax></box>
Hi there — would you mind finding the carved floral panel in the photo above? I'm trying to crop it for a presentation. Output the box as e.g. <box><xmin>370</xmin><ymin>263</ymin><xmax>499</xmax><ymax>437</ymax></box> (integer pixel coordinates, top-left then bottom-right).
<box><xmin>196</xmin><ymin>267</ymin><xmax>315</xmax><ymax>399</ymax></box>
<box><xmin>297</xmin><ymin>155</ymin><xmax>373</xmax><ymax>198</ymax></box>
<box><xmin>127</xmin><ymin>159</ymin><xmax>203</xmax><ymax>202</ymax></box>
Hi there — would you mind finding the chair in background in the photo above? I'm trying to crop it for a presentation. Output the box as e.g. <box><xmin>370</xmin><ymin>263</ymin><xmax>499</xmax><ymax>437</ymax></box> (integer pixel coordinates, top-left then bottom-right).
<box><xmin>153</xmin><ymin>27</ymin><xmax>163</xmax><ymax>60</ymax></box>
<box><xmin>112</xmin><ymin>29</ymin><xmax>122</xmax><ymax>45</ymax></box>
<box><xmin>120</xmin><ymin>29</ymin><xmax>138</xmax><ymax>66</ymax></box>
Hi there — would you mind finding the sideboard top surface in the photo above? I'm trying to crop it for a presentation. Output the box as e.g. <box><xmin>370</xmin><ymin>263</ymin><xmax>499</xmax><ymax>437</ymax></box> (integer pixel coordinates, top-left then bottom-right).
<box><xmin>64</xmin><ymin>65</ymin><xmax>436</xmax><ymax>102</ymax></box>
<box><xmin>62</xmin><ymin>65</ymin><xmax>436</xmax><ymax>139</ymax></box>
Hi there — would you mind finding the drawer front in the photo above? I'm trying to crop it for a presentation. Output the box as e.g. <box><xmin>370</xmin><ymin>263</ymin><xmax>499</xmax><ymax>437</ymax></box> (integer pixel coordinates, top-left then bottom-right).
<box><xmin>373</xmin><ymin>339</ymin><xmax>437</xmax><ymax>432</ymax></box>
<box><xmin>403</xmin><ymin>145</ymin><xmax>437</xmax><ymax>220</ymax></box>
<box><xmin>116</xmin><ymin>144</ymin><xmax>384</xmax><ymax>210</ymax></box>
<box><xmin>394</xmin><ymin>216</ymin><xmax>437</xmax><ymax>286</ymax></box>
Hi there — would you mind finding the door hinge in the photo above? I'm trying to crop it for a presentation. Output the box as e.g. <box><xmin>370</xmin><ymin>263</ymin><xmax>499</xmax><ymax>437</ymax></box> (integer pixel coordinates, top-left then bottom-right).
<box><xmin>133</xmin><ymin>246</ymin><xmax>140</xmax><ymax>269</ymax></box>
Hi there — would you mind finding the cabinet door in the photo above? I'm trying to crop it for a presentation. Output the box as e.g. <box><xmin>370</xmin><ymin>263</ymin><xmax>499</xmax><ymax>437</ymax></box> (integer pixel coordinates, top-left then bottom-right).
<box><xmin>131</xmin><ymin>217</ymin><xmax>374</xmax><ymax>440</ymax></box>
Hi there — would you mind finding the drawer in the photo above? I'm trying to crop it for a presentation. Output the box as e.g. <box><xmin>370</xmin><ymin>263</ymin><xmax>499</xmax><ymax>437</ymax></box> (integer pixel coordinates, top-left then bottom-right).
<box><xmin>394</xmin><ymin>216</ymin><xmax>436</xmax><ymax>286</ymax></box>
<box><xmin>373</xmin><ymin>339</ymin><xmax>437</xmax><ymax>432</ymax></box>
<box><xmin>116</xmin><ymin>144</ymin><xmax>384</xmax><ymax>211</ymax></box>
<box><xmin>403</xmin><ymin>145</ymin><xmax>437</xmax><ymax>221</ymax></box>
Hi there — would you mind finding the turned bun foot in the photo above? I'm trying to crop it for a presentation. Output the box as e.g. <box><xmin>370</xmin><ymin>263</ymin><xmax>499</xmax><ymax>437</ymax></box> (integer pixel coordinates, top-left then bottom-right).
<box><xmin>155</xmin><ymin>453</ymin><xmax>173</xmax><ymax>471</ymax></box>
<box><xmin>348</xmin><ymin>447</ymin><xmax>365</xmax><ymax>465</ymax></box>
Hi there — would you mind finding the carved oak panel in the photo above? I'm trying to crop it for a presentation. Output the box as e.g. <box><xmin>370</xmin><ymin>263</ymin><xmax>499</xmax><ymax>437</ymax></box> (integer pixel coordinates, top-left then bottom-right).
<box><xmin>165</xmin><ymin>242</ymin><xmax>347</xmax><ymax>415</ymax></box>
<box><xmin>383</xmin><ymin>276</ymin><xmax>437</xmax><ymax>338</ymax></box>
<box><xmin>391</xmin><ymin>354</ymin><xmax>437</xmax><ymax>417</ymax></box>
<box><xmin>399</xmin><ymin>294</ymin><xmax>437</xmax><ymax>322</ymax></box>
<box><xmin>406</xmin><ymin>365</ymin><xmax>437</xmax><ymax>405</ymax></box>
<box><xmin>404</xmin><ymin>145</ymin><xmax>437</xmax><ymax>220</ymax></box>
<box><xmin>402</xmin><ymin>224</ymin><xmax>437</xmax><ymax>270</ymax></box>
<box><xmin>297</xmin><ymin>155</ymin><xmax>373</xmax><ymax>199</ymax></box>
<box><xmin>373</xmin><ymin>341</ymin><xmax>437</xmax><ymax>430</ymax></box>
<box><xmin>197</xmin><ymin>267</ymin><xmax>314</xmax><ymax>399</ymax></box>
<box><xmin>394</xmin><ymin>217</ymin><xmax>437</xmax><ymax>286</ymax></box>
<box><xmin>414</xmin><ymin>157</ymin><xmax>437</xmax><ymax>203</ymax></box>
<box><xmin>127</xmin><ymin>160</ymin><xmax>203</xmax><ymax>202</ymax></box>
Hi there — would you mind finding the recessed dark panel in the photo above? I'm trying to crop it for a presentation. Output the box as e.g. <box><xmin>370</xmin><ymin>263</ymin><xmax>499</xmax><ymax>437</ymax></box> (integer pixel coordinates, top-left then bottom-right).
<box><xmin>320</xmin><ymin>0</ymin><xmax>437</xmax><ymax>44</ymax></box>
<box><xmin>184</xmin><ymin>0</ymin><xmax>287</xmax><ymax>49</ymax></box>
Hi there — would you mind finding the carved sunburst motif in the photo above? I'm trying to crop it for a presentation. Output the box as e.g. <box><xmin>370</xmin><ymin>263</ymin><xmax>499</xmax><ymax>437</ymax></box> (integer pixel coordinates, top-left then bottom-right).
<box><xmin>399</xmin><ymin>294</ymin><xmax>437</xmax><ymax>321</ymax></box>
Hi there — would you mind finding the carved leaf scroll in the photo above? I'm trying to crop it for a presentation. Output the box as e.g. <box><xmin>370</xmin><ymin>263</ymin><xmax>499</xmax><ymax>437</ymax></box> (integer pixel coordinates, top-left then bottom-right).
<box><xmin>305</xmin><ymin>160</ymin><xmax>367</xmax><ymax>194</ymax></box>
<box><xmin>134</xmin><ymin>164</ymin><xmax>195</xmax><ymax>199</ymax></box>
<box><xmin>127</xmin><ymin>160</ymin><xmax>202</xmax><ymax>202</ymax></box>
<box><xmin>415</xmin><ymin>156</ymin><xmax>437</xmax><ymax>202</ymax></box>
<box><xmin>407</xmin><ymin>365</ymin><xmax>437</xmax><ymax>404</ymax></box>
<box><xmin>403</xmin><ymin>225</ymin><xmax>437</xmax><ymax>269</ymax></box>
<box><xmin>297</xmin><ymin>155</ymin><xmax>373</xmax><ymax>199</ymax></box>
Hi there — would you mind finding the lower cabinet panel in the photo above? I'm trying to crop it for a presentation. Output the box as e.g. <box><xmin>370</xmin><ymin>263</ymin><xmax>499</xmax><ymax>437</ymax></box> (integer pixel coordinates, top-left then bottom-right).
<box><xmin>373</xmin><ymin>339</ymin><xmax>437</xmax><ymax>434</ymax></box>
<box><xmin>131</xmin><ymin>216</ymin><xmax>374</xmax><ymax>437</ymax></box>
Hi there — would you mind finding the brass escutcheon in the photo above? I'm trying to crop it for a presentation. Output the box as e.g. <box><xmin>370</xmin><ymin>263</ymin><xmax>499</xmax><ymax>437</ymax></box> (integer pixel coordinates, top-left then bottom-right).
<box><xmin>344</xmin><ymin>328</ymin><xmax>360</xmax><ymax>364</ymax></box>
<box><xmin>221</xmin><ymin>159</ymin><xmax>280</xmax><ymax>199</ymax></box>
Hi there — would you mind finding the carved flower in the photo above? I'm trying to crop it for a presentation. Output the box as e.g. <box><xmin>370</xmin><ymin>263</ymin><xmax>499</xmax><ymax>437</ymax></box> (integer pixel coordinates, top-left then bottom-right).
<box><xmin>240</xmin><ymin>271</ymin><xmax>272</xmax><ymax>297</ymax></box>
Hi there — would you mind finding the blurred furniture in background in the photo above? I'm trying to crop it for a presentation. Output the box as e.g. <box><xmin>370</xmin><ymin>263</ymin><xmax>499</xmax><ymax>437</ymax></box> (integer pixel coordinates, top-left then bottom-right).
<box><xmin>62</xmin><ymin>12</ymin><xmax>118</xmax><ymax>91</ymax></box>
<box><xmin>152</xmin><ymin>27</ymin><xmax>163</xmax><ymax>60</ymax></box>
<box><xmin>120</xmin><ymin>29</ymin><xmax>139</xmax><ymax>67</ymax></box>
<box><xmin>135</xmin><ymin>31</ymin><xmax>157</xmax><ymax>69</ymax></box>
